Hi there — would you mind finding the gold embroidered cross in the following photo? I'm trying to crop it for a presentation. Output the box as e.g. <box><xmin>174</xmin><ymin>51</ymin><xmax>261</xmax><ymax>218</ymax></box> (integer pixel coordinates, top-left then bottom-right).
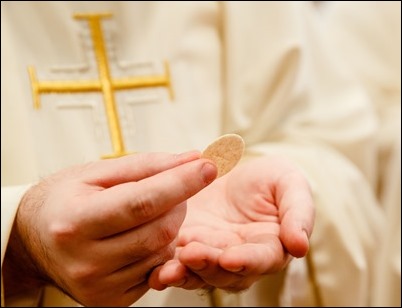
<box><xmin>28</xmin><ymin>12</ymin><xmax>173</xmax><ymax>159</ymax></box>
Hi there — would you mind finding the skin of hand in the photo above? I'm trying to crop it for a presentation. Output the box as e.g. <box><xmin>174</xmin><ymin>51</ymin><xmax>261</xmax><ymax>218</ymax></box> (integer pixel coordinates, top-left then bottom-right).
<box><xmin>2</xmin><ymin>151</ymin><xmax>217</xmax><ymax>307</ymax></box>
<box><xmin>148</xmin><ymin>156</ymin><xmax>315</xmax><ymax>292</ymax></box>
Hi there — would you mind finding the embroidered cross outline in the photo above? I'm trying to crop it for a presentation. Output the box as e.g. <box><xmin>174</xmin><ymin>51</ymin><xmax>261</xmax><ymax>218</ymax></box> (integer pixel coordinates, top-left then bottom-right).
<box><xmin>28</xmin><ymin>12</ymin><xmax>173</xmax><ymax>158</ymax></box>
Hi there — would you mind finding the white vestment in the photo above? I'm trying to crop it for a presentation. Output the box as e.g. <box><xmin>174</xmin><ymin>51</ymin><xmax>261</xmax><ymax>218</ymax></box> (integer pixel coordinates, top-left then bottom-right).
<box><xmin>1</xmin><ymin>2</ymin><xmax>385</xmax><ymax>306</ymax></box>
<box><xmin>322</xmin><ymin>2</ymin><xmax>401</xmax><ymax>306</ymax></box>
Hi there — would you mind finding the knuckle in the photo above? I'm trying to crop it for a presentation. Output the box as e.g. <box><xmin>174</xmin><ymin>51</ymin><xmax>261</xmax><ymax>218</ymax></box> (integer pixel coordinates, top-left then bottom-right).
<box><xmin>132</xmin><ymin>195</ymin><xmax>155</xmax><ymax>220</ymax></box>
<box><xmin>66</xmin><ymin>262</ymin><xmax>99</xmax><ymax>286</ymax></box>
<box><xmin>48</xmin><ymin>221</ymin><xmax>79</xmax><ymax>245</ymax></box>
<box><xmin>150</xmin><ymin>245</ymin><xmax>176</xmax><ymax>269</ymax></box>
<box><xmin>160</xmin><ymin>244</ymin><xmax>175</xmax><ymax>261</ymax></box>
<box><xmin>156</xmin><ymin>223</ymin><xmax>179</xmax><ymax>246</ymax></box>
<box><xmin>126</xmin><ymin>240</ymin><xmax>152</xmax><ymax>259</ymax></box>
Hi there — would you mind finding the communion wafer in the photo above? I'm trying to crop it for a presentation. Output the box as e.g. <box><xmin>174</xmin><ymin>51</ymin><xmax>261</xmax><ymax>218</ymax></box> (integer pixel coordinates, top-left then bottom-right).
<box><xmin>201</xmin><ymin>134</ymin><xmax>245</xmax><ymax>177</ymax></box>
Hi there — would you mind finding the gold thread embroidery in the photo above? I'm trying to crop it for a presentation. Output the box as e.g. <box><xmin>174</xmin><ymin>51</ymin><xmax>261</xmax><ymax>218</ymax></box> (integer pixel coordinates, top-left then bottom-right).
<box><xmin>28</xmin><ymin>12</ymin><xmax>173</xmax><ymax>159</ymax></box>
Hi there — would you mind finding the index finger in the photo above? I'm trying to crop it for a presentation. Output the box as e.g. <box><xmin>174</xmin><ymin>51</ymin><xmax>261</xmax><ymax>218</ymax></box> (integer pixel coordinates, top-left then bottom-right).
<box><xmin>83</xmin><ymin>151</ymin><xmax>201</xmax><ymax>186</ymax></box>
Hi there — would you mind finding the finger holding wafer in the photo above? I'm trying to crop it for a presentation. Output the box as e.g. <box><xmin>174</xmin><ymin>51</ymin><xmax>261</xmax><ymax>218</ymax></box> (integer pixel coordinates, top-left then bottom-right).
<box><xmin>201</xmin><ymin>134</ymin><xmax>245</xmax><ymax>178</ymax></box>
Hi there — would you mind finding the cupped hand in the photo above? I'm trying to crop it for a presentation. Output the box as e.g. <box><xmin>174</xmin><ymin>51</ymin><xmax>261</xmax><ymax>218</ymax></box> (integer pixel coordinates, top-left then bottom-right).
<box><xmin>148</xmin><ymin>156</ymin><xmax>315</xmax><ymax>292</ymax></box>
<box><xmin>5</xmin><ymin>151</ymin><xmax>217</xmax><ymax>306</ymax></box>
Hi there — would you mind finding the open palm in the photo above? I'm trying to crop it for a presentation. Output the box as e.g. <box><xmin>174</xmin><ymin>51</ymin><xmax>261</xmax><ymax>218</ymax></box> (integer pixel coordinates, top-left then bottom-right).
<box><xmin>149</xmin><ymin>156</ymin><xmax>315</xmax><ymax>292</ymax></box>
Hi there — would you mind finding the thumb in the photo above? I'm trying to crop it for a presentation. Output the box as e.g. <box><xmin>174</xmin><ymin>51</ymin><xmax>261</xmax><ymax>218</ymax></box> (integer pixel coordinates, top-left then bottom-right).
<box><xmin>278</xmin><ymin>173</ymin><xmax>315</xmax><ymax>258</ymax></box>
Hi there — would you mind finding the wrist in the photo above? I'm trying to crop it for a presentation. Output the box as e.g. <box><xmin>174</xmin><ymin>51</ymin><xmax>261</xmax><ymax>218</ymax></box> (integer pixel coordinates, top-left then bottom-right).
<box><xmin>2</xmin><ymin>189</ymin><xmax>52</xmax><ymax>300</ymax></box>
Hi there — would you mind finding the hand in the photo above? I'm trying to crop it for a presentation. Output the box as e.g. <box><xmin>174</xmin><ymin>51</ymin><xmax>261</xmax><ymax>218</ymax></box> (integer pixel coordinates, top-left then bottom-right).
<box><xmin>148</xmin><ymin>156</ymin><xmax>315</xmax><ymax>292</ymax></box>
<box><xmin>3</xmin><ymin>151</ymin><xmax>217</xmax><ymax>306</ymax></box>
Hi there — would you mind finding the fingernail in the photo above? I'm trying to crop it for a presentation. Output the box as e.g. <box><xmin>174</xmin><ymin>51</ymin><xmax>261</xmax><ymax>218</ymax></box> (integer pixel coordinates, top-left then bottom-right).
<box><xmin>170</xmin><ymin>277</ymin><xmax>187</xmax><ymax>287</ymax></box>
<box><xmin>189</xmin><ymin>260</ymin><xmax>208</xmax><ymax>271</ymax></box>
<box><xmin>303</xmin><ymin>229</ymin><xmax>309</xmax><ymax>241</ymax></box>
<box><xmin>201</xmin><ymin>162</ymin><xmax>217</xmax><ymax>184</ymax></box>
<box><xmin>227</xmin><ymin>266</ymin><xmax>244</xmax><ymax>273</ymax></box>
<box><xmin>298</xmin><ymin>229</ymin><xmax>310</xmax><ymax>256</ymax></box>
